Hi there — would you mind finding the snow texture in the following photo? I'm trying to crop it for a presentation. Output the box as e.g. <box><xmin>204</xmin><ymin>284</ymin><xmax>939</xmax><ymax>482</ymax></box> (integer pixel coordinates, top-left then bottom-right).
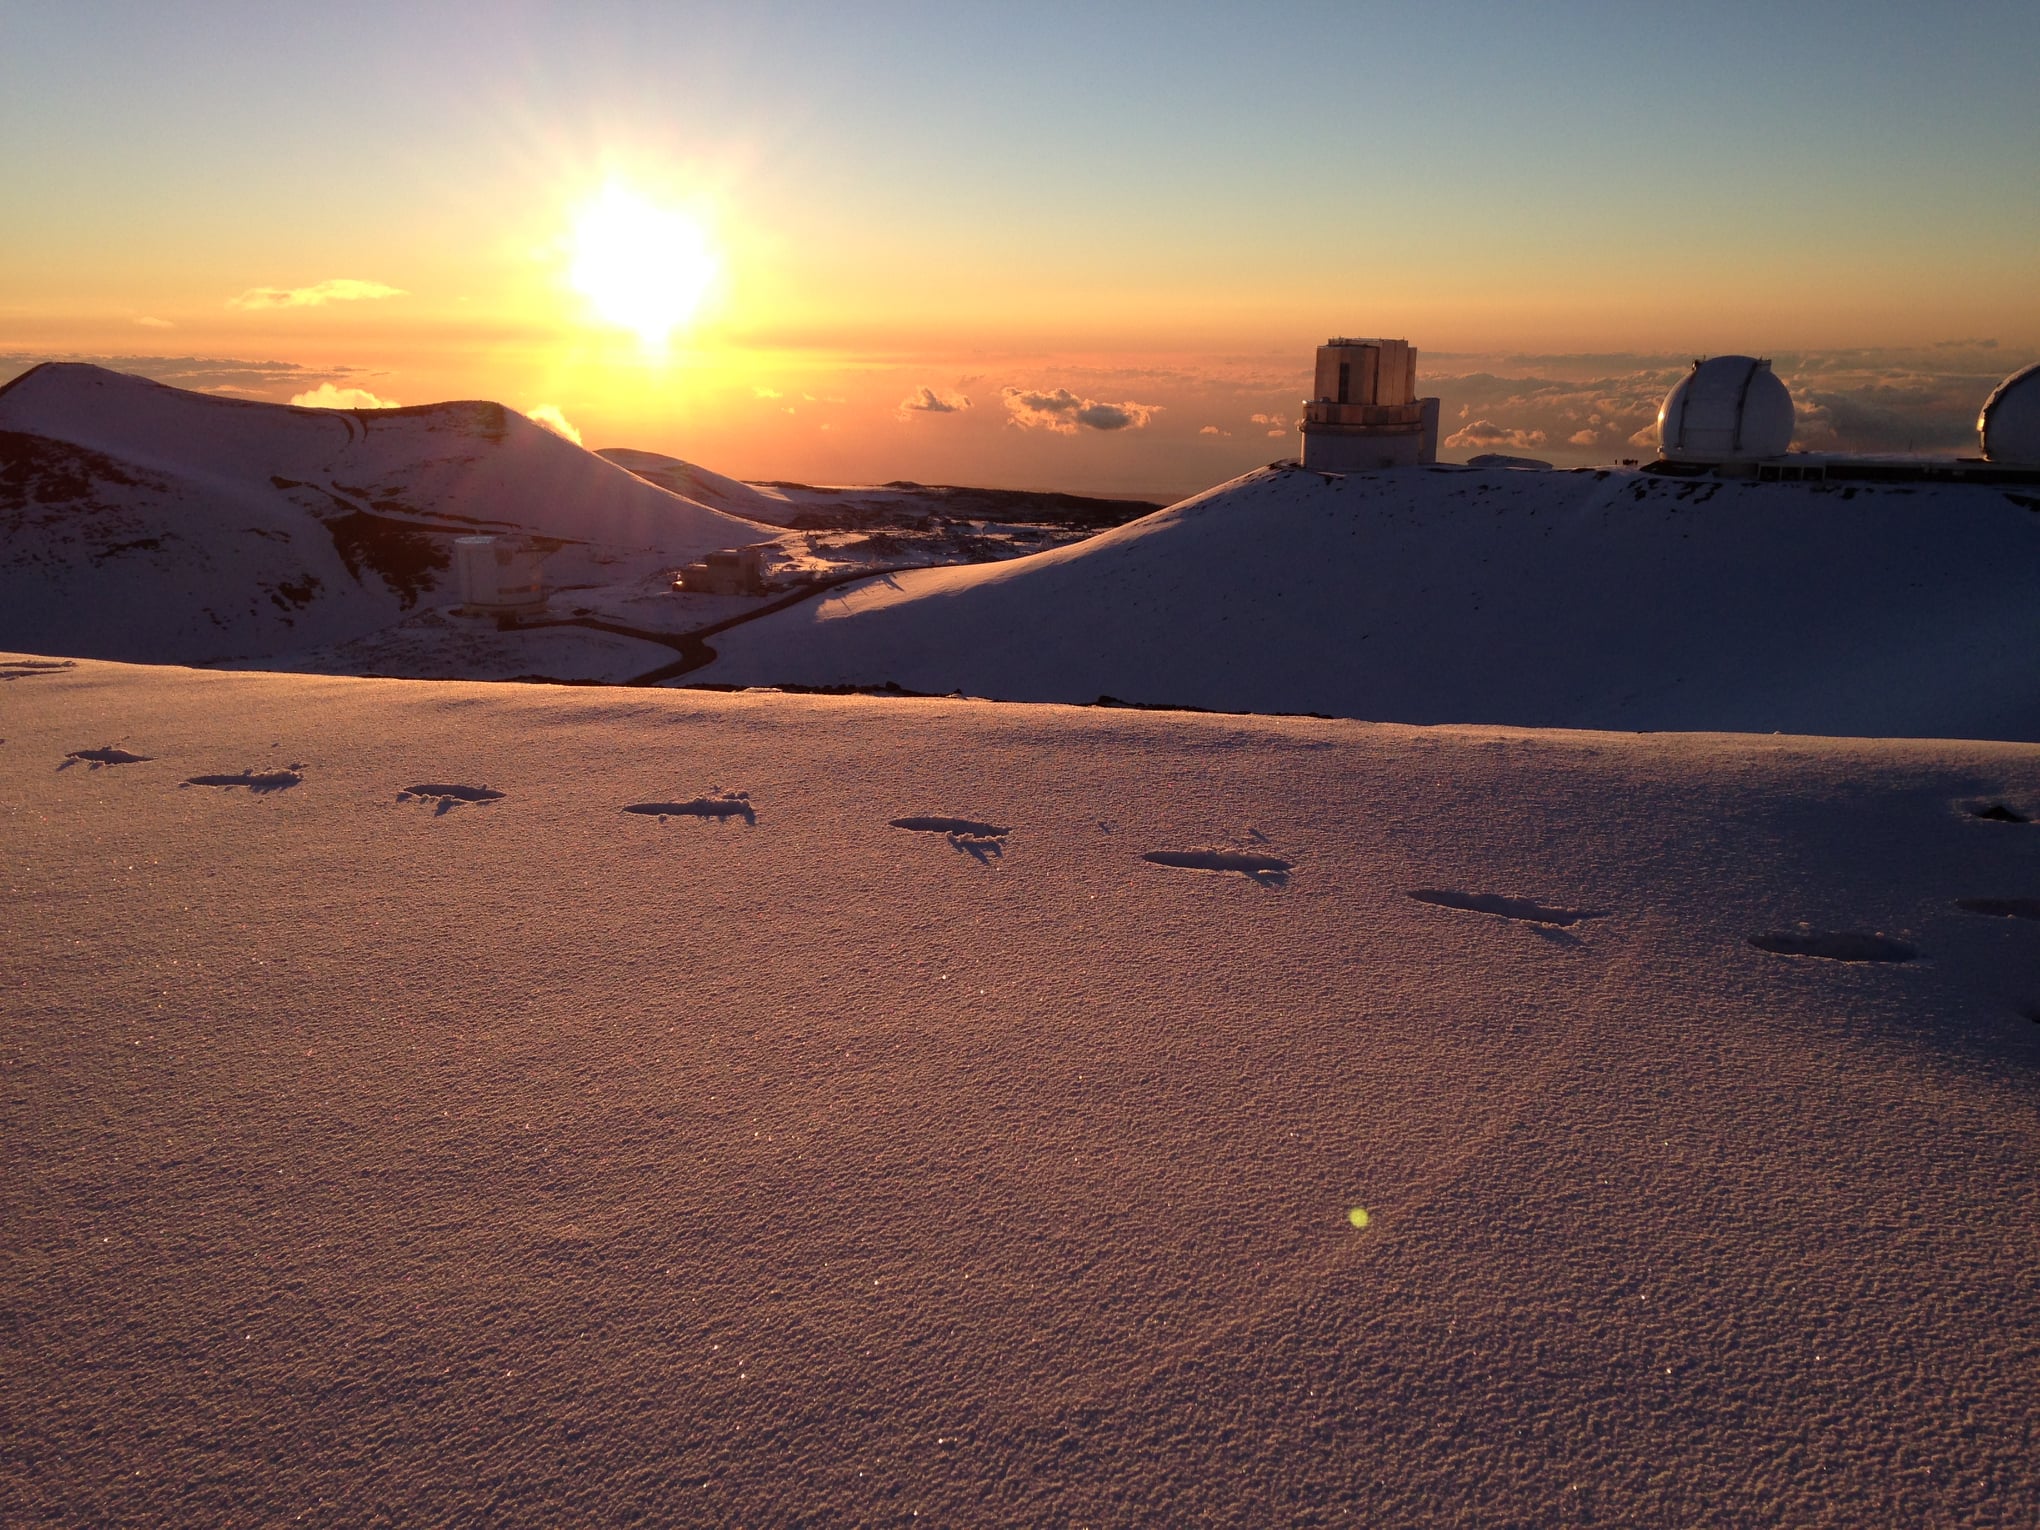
<box><xmin>696</xmin><ymin>464</ymin><xmax>2040</xmax><ymax>741</ymax></box>
<box><xmin>4</xmin><ymin>653</ymin><xmax>2038</xmax><ymax>1525</ymax></box>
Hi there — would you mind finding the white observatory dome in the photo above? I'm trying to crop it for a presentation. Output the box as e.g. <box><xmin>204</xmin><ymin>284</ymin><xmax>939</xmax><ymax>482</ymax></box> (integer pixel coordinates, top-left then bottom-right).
<box><xmin>1656</xmin><ymin>356</ymin><xmax>1795</xmax><ymax>462</ymax></box>
<box><xmin>1978</xmin><ymin>362</ymin><xmax>2040</xmax><ymax>464</ymax></box>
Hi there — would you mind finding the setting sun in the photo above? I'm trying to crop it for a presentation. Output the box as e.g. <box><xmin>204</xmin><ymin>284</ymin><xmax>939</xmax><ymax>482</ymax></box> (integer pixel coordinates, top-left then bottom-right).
<box><xmin>566</xmin><ymin>183</ymin><xmax>718</xmax><ymax>348</ymax></box>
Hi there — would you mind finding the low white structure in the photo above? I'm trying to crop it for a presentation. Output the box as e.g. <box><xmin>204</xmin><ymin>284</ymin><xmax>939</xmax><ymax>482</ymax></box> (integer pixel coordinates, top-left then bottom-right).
<box><xmin>453</xmin><ymin>535</ymin><xmax>545</xmax><ymax>615</ymax></box>
<box><xmin>677</xmin><ymin>545</ymin><xmax>768</xmax><ymax>596</ymax></box>
<box><xmin>1978</xmin><ymin>361</ymin><xmax>2040</xmax><ymax>464</ymax></box>
<box><xmin>1299</xmin><ymin>338</ymin><xmax>1440</xmax><ymax>470</ymax></box>
<box><xmin>1656</xmin><ymin>356</ymin><xmax>1795</xmax><ymax>463</ymax></box>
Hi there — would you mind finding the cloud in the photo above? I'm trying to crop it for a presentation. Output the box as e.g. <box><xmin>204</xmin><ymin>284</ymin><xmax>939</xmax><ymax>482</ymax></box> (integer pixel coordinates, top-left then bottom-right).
<box><xmin>1199</xmin><ymin>425</ymin><xmax>1227</xmax><ymax>437</ymax></box>
<box><xmin>1568</xmin><ymin>429</ymin><xmax>1601</xmax><ymax>447</ymax></box>
<box><xmin>228</xmin><ymin>279</ymin><xmax>407</xmax><ymax>310</ymax></box>
<box><xmin>134</xmin><ymin>316</ymin><xmax>173</xmax><ymax>329</ymax></box>
<box><xmin>526</xmin><ymin>404</ymin><xmax>582</xmax><ymax>445</ymax></box>
<box><xmin>1001</xmin><ymin>386</ymin><xmax>1160</xmax><ymax>434</ymax></box>
<box><xmin>1249</xmin><ymin>412</ymin><xmax>1286</xmax><ymax>427</ymax></box>
<box><xmin>1444</xmin><ymin>420</ymin><xmax>1549</xmax><ymax>450</ymax></box>
<box><xmin>899</xmin><ymin>385</ymin><xmax>970</xmax><ymax>416</ymax></box>
<box><xmin>289</xmin><ymin>382</ymin><xmax>399</xmax><ymax>409</ymax></box>
<box><xmin>752</xmin><ymin>386</ymin><xmax>783</xmax><ymax>399</ymax></box>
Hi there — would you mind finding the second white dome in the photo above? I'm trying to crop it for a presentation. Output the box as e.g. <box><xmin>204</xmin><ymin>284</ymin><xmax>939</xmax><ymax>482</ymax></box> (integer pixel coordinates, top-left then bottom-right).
<box><xmin>1979</xmin><ymin>362</ymin><xmax>2040</xmax><ymax>465</ymax></box>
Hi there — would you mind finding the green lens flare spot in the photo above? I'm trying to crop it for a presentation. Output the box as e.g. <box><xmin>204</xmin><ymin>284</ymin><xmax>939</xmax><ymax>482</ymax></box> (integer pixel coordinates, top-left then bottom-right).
<box><xmin>1347</xmin><ymin>1206</ymin><xmax>1371</xmax><ymax>1229</ymax></box>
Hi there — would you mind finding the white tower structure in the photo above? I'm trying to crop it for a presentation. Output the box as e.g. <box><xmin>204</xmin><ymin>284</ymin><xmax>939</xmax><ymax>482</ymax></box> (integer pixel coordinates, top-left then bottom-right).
<box><xmin>1978</xmin><ymin>362</ymin><xmax>2040</xmax><ymax>465</ymax></box>
<box><xmin>1656</xmin><ymin>356</ymin><xmax>1795</xmax><ymax>463</ymax></box>
<box><xmin>1299</xmin><ymin>338</ymin><xmax>1441</xmax><ymax>471</ymax></box>
<box><xmin>454</xmin><ymin>535</ymin><xmax>545</xmax><ymax>615</ymax></box>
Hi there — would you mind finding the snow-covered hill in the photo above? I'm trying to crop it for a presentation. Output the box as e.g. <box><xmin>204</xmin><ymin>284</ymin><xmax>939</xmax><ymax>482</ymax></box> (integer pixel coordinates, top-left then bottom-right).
<box><xmin>0</xmin><ymin>364</ymin><xmax>772</xmax><ymax>664</ymax></box>
<box><xmin>596</xmin><ymin>446</ymin><xmax>799</xmax><ymax>521</ymax></box>
<box><xmin>695</xmin><ymin>463</ymin><xmax>2040</xmax><ymax>741</ymax></box>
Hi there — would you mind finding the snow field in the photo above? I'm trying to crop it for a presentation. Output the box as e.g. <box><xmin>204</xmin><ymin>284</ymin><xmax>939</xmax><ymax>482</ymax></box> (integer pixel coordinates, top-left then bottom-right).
<box><xmin>4</xmin><ymin>656</ymin><xmax>2037</xmax><ymax>1524</ymax></box>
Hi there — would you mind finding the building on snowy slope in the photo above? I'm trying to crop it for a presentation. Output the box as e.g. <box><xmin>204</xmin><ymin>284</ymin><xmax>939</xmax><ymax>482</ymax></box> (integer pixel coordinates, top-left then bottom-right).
<box><xmin>1299</xmin><ymin>338</ymin><xmax>1442</xmax><ymax>471</ymax></box>
<box><xmin>1650</xmin><ymin>354</ymin><xmax>2040</xmax><ymax>485</ymax></box>
<box><xmin>677</xmin><ymin>544</ymin><xmax>768</xmax><ymax>595</ymax></box>
<box><xmin>454</xmin><ymin>536</ymin><xmax>545</xmax><ymax>615</ymax></box>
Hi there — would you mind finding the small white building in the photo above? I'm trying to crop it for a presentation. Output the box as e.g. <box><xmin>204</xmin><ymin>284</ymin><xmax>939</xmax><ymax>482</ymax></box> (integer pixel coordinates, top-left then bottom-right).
<box><xmin>677</xmin><ymin>545</ymin><xmax>768</xmax><ymax>596</ymax></box>
<box><xmin>1298</xmin><ymin>338</ymin><xmax>1441</xmax><ymax>470</ymax></box>
<box><xmin>453</xmin><ymin>536</ymin><xmax>545</xmax><ymax>615</ymax></box>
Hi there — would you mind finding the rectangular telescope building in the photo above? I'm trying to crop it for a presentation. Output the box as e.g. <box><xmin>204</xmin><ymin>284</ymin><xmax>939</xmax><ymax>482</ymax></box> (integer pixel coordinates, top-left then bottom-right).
<box><xmin>1299</xmin><ymin>338</ymin><xmax>1441</xmax><ymax>471</ymax></box>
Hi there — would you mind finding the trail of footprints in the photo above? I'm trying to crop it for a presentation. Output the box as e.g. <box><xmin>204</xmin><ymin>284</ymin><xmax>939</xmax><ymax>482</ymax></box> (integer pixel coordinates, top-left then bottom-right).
<box><xmin>46</xmin><ymin>743</ymin><xmax>2040</xmax><ymax>1012</ymax></box>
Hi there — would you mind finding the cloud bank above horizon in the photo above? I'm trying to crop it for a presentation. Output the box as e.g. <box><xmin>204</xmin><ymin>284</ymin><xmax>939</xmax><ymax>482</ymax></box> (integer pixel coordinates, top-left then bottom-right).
<box><xmin>228</xmin><ymin>280</ymin><xmax>407</xmax><ymax>311</ymax></box>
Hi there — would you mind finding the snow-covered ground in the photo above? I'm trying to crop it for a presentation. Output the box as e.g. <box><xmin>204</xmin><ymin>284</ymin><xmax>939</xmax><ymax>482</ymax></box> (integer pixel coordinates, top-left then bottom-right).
<box><xmin>695</xmin><ymin>463</ymin><xmax>2040</xmax><ymax>741</ymax></box>
<box><xmin>4</xmin><ymin>654</ymin><xmax>2037</xmax><ymax>1524</ymax></box>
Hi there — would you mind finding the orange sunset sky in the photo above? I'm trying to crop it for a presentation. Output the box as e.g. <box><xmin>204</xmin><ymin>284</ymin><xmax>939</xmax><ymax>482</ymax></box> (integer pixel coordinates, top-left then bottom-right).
<box><xmin>5</xmin><ymin>0</ymin><xmax>2037</xmax><ymax>497</ymax></box>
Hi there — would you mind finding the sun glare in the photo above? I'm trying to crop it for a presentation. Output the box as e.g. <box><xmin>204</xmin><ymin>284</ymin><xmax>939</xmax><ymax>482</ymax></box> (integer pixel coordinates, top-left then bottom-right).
<box><xmin>568</xmin><ymin>184</ymin><xmax>718</xmax><ymax>349</ymax></box>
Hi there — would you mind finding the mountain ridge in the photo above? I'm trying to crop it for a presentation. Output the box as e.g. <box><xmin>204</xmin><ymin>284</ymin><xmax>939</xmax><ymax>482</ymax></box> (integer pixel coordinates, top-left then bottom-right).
<box><xmin>0</xmin><ymin>363</ymin><xmax>771</xmax><ymax>664</ymax></box>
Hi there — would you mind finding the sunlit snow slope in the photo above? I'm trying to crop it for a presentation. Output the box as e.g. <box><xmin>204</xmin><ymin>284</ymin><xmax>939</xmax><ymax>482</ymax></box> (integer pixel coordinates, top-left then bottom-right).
<box><xmin>596</xmin><ymin>446</ymin><xmax>797</xmax><ymax>522</ymax></box>
<box><xmin>698</xmin><ymin>464</ymin><xmax>2040</xmax><ymax>740</ymax></box>
<box><xmin>4</xmin><ymin>656</ymin><xmax>2038</xmax><ymax>1524</ymax></box>
<box><xmin>0</xmin><ymin>365</ymin><xmax>771</xmax><ymax>663</ymax></box>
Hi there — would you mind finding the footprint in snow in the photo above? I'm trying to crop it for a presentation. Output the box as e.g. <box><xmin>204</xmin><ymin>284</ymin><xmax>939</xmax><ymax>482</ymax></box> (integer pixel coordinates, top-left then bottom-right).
<box><xmin>61</xmin><ymin>746</ymin><xmax>151</xmax><ymax>770</ymax></box>
<box><xmin>0</xmin><ymin>659</ymin><xmax>76</xmax><ymax>682</ymax></box>
<box><xmin>1406</xmin><ymin>889</ymin><xmax>1605</xmax><ymax>926</ymax></box>
<box><xmin>1144</xmin><ymin>849</ymin><xmax>1292</xmax><ymax>887</ymax></box>
<box><xmin>1747</xmin><ymin>927</ymin><xmax>1916</xmax><ymax>963</ymax></box>
<box><xmin>182</xmin><ymin>767</ymin><xmax>304</xmax><ymax>794</ymax></box>
<box><xmin>892</xmin><ymin>815</ymin><xmax>1009</xmax><ymax>864</ymax></box>
<box><xmin>624</xmin><ymin>791</ymin><xmax>756</xmax><ymax>826</ymax></box>
<box><xmin>399</xmin><ymin>783</ymin><xmax>507</xmax><ymax>815</ymax></box>
<box><xmin>1953</xmin><ymin>897</ymin><xmax>2040</xmax><ymax>921</ymax></box>
<box><xmin>1963</xmin><ymin>800</ymin><xmax>2033</xmax><ymax>824</ymax></box>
